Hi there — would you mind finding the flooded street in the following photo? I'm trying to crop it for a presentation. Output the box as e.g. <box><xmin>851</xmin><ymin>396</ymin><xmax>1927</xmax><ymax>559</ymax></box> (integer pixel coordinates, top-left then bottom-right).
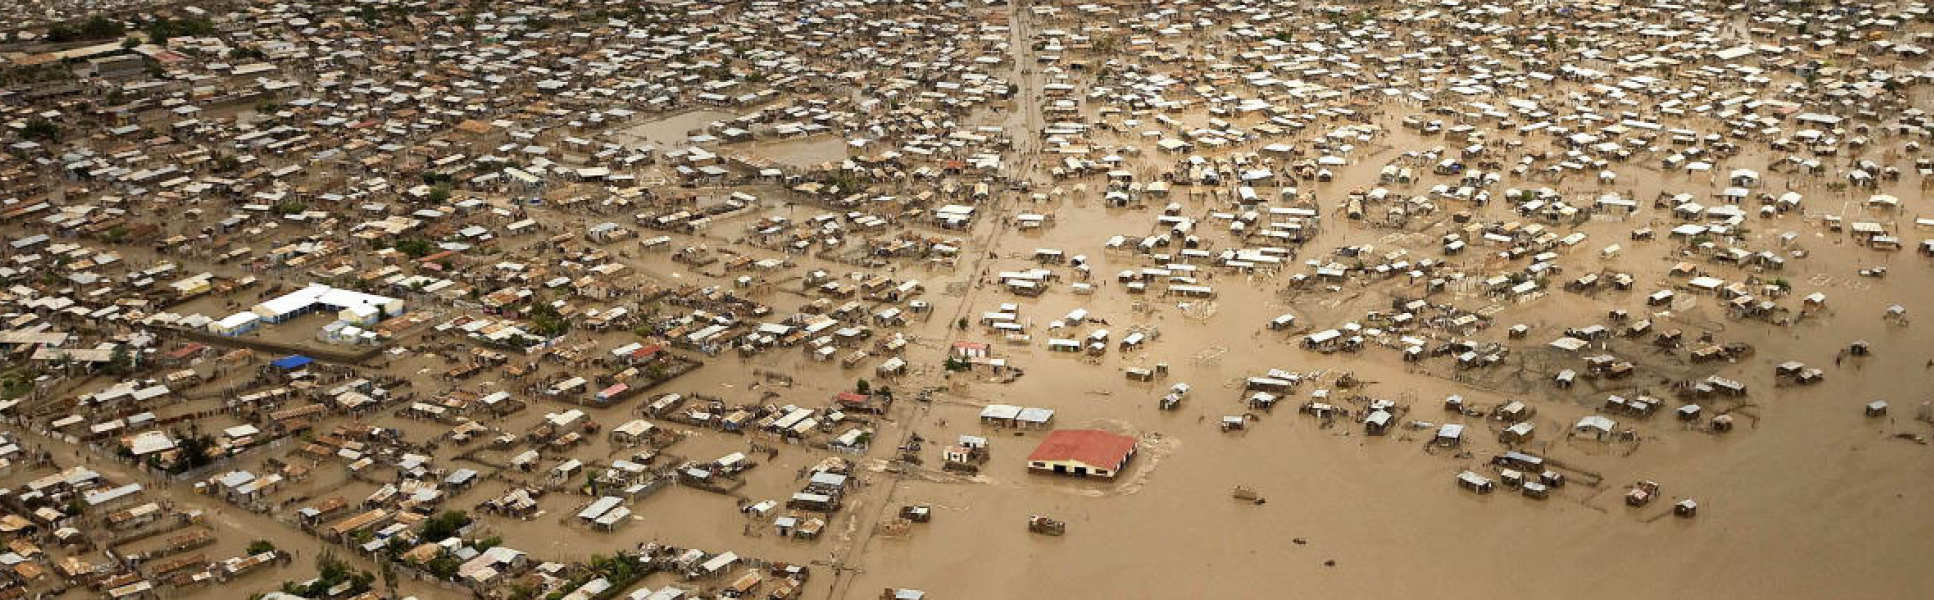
<box><xmin>620</xmin><ymin>111</ymin><xmax>743</xmax><ymax>149</ymax></box>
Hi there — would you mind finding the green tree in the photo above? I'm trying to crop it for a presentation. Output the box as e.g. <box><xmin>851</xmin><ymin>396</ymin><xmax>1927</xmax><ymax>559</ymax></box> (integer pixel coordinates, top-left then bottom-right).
<box><xmin>106</xmin><ymin>345</ymin><xmax>134</xmax><ymax>376</ymax></box>
<box><xmin>528</xmin><ymin>302</ymin><xmax>570</xmax><ymax>336</ymax></box>
<box><xmin>246</xmin><ymin>540</ymin><xmax>277</xmax><ymax>555</ymax></box>
<box><xmin>425</xmin><ymin>552</ymin><xmax>463</xmax><ymax>579</ymax></box>
<box><xmin>380</xmin><ymin>560</ymin><xmax>397</xmax><ymax>597</ymax></box>
<box><xmin>81</xmin><ymin>16</ymin><xmax>124</xmax><ymax>39</ymax></box>
<box><xmin>419</xmin><ymin>510</ymin><xmax>470</xmax><ymax>541</ymax></box>
<box><xmin>394</xmin><ymin>238</ymin><xmax>435</xmax><ymax>258</ymax></box>
<box><xmin>173</xmin><ymin>434</ymin><xmax>217</xmax><ymax>470</ymax></box>
<box><xmin>46</xmin><ymin>24</ymin><xmax>78</xmax><ymax>43</ymax></box>
<box><xmin>144</xmin><ymin>17</ymin><xmax>214</xmax><ymax>45</ymax></box>
<box><xmin>288</xmin><ymin>550</ymin><xmax>373</xmax><ymax>596</ymax></box>
<box><xmin>21</xmin><ymin>119</ymin><xmax>61</xmax><ymax>143</ymax></box>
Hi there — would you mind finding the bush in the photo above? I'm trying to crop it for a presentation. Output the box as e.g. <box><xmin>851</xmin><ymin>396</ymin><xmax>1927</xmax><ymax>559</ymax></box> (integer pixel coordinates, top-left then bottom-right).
<box><xmin>246</xmin><ymin>540</ymin><xmax>277</xmax><ymax>555</ymax></box>
<box><xmin>0</xmin><ymin>372</ymin><xmax>33</xmax><ymax>400</ymax></box>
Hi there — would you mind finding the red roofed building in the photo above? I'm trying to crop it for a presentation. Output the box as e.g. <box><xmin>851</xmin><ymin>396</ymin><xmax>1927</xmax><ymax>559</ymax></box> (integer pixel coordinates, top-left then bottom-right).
<box><xmin>165</xmin><ymin>343</ymin><xmax>206</xmax><ymax>361</ymax></box>
<box><xmin>951</xmin><ymin>341</ymin><xmax>989</xmax><ymax>359</ymax></box>
<box><xmin>834</xmin><ymin>391</ymin><xmax>887</xmax><ymax>414</ymax></box>
<box><xmin>628</xmin><ymin>344</ymin><xmax>664</xmax><ymax>363</ymax></box>
<box><xmin>1026</xmin><ymin>430</ymin><xmax>1138</xmax><ymax>478</ymax></box>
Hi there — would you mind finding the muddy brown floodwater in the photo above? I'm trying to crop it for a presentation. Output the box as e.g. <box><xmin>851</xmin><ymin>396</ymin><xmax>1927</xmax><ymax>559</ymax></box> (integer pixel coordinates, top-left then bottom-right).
<box><xmin>8</xmin><ymin>1</ymin><xmax>1934</xmax><ymax>599</ymax></box>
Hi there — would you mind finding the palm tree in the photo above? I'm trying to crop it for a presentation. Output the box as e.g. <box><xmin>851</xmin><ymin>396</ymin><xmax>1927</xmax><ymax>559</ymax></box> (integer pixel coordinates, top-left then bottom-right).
<box><xmin>380</xmin><ymin>560</ymin><xmax>397</xmax><ymax>598</ymax></box>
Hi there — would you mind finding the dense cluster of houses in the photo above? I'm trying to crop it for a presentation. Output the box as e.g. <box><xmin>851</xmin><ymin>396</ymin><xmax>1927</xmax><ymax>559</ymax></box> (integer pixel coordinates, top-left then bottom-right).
<box><xmin>4</xmin><ymin>0</ymin><xmax>1934</xmax><ymax>595</ymax></box>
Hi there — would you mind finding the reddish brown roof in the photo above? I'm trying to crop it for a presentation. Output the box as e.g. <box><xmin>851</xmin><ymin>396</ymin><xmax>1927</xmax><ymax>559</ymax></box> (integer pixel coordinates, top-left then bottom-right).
<box><xmin>455</xmin><ymin>119</ymin><xmax>496</xmax><ymax>135</ymax></box>
<box><xmin>1027</xmin><ymin>430</ymin><xmax>1136</xmax><ymax>471</ymax></box>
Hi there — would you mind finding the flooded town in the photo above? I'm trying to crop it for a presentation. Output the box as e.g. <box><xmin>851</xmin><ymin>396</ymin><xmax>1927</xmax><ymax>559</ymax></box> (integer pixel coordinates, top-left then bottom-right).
<box><xmin>0</xmin><ymin>0</ymin><xmax>1933</xmax><ymax>598</ymax></box>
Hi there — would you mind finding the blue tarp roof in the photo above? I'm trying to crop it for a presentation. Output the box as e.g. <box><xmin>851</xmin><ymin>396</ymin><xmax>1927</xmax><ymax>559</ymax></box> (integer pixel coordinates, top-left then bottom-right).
<box><xmin>271</xmin><ymin>355</ymin><xmax>313</xmax><ymax>370</ymax></box>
